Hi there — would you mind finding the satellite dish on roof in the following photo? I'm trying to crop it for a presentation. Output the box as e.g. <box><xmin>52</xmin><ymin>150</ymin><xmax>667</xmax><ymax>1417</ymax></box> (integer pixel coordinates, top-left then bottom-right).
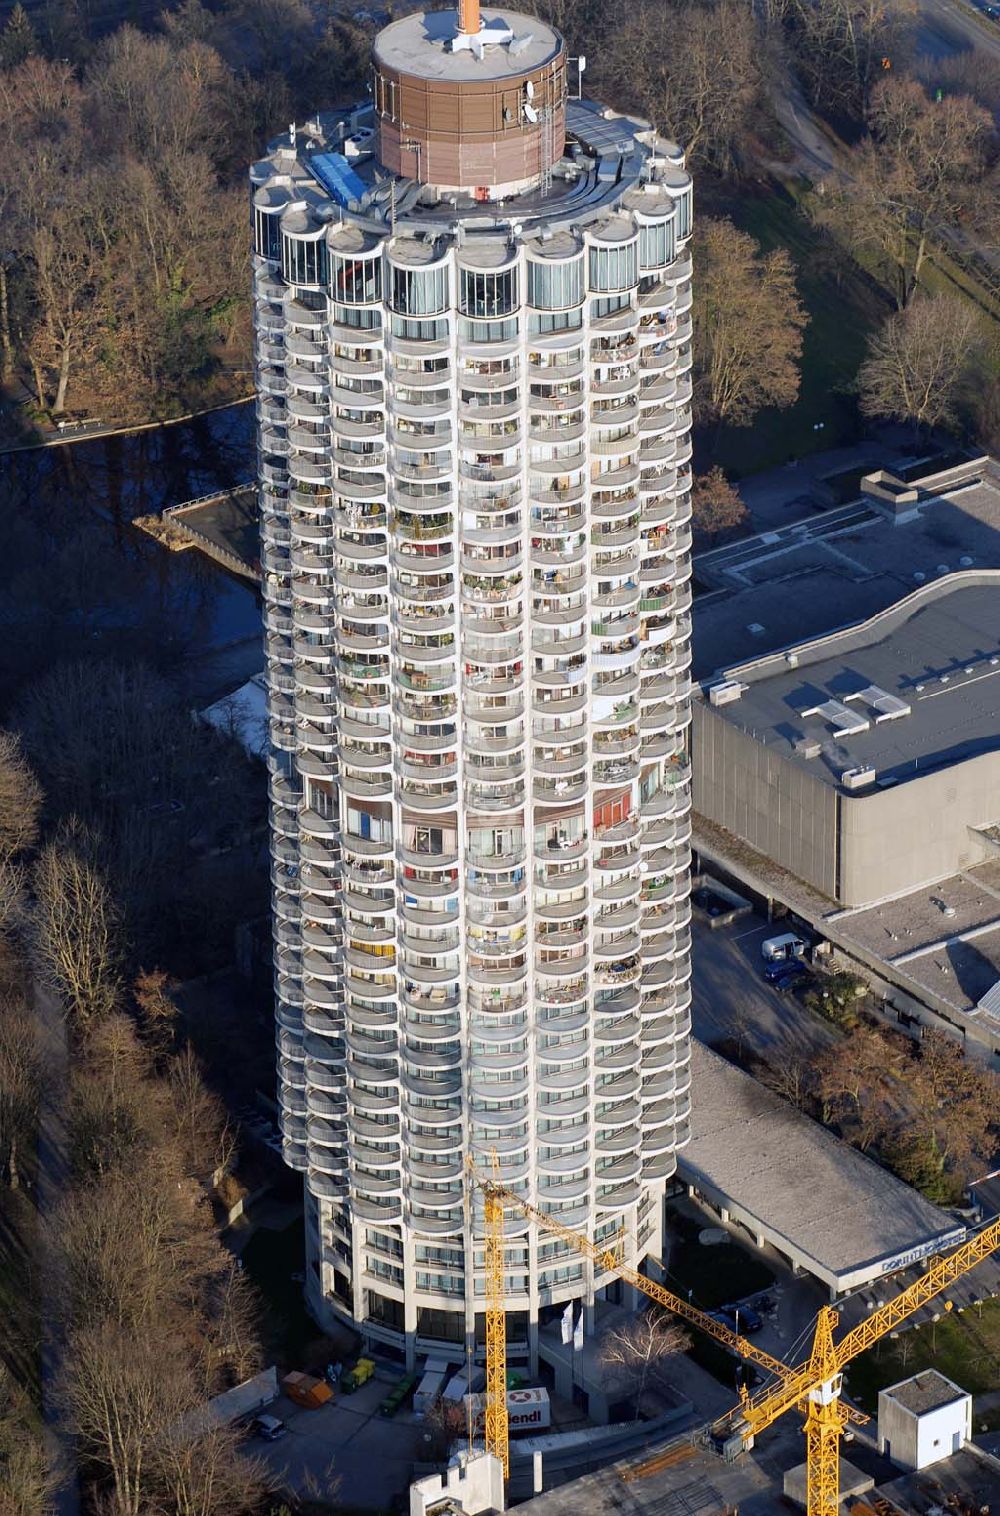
<box><xmin>524</xmin><ymin>103</ymin><xmax>538</xmax><ymax>123</ymax></box>
<box><xmin>525</xmin><ymin>79</ymin><xmax>535</xmax><ymax>98</ymax></box>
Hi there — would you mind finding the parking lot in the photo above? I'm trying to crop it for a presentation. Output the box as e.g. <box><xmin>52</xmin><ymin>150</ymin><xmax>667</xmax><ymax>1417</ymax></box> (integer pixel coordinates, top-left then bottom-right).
<box><xmin>252</xmin><ymin>1368</ymin><xmax>435</xmax><ymax>1510</ymax></box>
<box><xmin>691</xmin><ymin>911</ymin><xmax>837</xmax><ymax>1060</ymax></box>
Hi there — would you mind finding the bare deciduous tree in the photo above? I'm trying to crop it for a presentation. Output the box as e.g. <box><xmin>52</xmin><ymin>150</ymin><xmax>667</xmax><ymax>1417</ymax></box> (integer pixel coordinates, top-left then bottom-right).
<box><xmin>787</xmin><ymin>0</ymin><xmax>916</xmax><ymax>116</ymax></box>
<box><xmin>0</xmin><ymin>732</ymin><xmax>42</xmax><ymax>865</ymax></box>
<box><xmin>32</xmin><ymin>825</ymin><xmax>122</xmax><ymax>1029</ymax></box>
<box><xmin>0</xmin><ymin>991</ymin><xmax>40</xmax><ymax>1188</ymax></box>
<box><xmin>56</xmin><ymin>1162</ymin><xmax>182</xmax><ymax>1331</ymax></box>
<box><xmin>760</xmin><ymin>1053</ymin><xmax>813</xmax><ymax>1111</ymax></box>
<box><xmin>168</xmin><ymin>1044</ymin><xmax>236</xmax><ymax>1184</ymax></box>
<box><xmin>601</xmin><ymin>1310</ymin><xmax>689</xmax><ymax>1417</ymax></box>
<box><xmin>59</xmin><ymin>1322</ymin><xmax>191</xmax><ymax>1516</ymax></box>
<box><xmin>200</xmin><ymin>1259</ymin><xmax>264</xmax><ymax>1388</ymax></box>
<box><xmin>857</xmin><ymin>295</ymin><xmax>982</xmax><ymax>431</ymax></box>
<box><xmin>595</xmin><ymin>0</ymin><xmax>762</xmax><ymax>174</ymax></box>
<box><xmin>150</xmin><ymin>1419</ymin><xmax>273</xmax><ymax>1516</ymax></box>
<box><xmin>0</xmin><ymin>731</ymin><xmax>42</xmax><ymax>933</ymax></box>
<box><xmin>693</xmin><ymin>218</ymin><xmax>807</xmax><ymax>425</ymax></box>
<box><xmin>0</xmin><ymin>1365</ymin><xmax>54</xmax><ymax>1516</ymax></box>
<box><xmin>820</xmin><ymin>78</ymin><xmax>993</xmax><ymax>309</ymax></box>
<box><xmin>691</xmin><ymin>468</ymin><xmax>749</xmax><ymax>546</ymax></box>
<box><xmin>133</xmin><ymin>969</ymin><xmax>179</xmax><ymax>1060</ymax></box>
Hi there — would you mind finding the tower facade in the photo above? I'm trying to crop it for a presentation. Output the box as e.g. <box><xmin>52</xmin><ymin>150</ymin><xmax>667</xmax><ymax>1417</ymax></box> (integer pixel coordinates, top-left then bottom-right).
<box><xmin>252</xmin><ymin>5</ymin><xmax>694</xmax><ymax>1372</ymax></box>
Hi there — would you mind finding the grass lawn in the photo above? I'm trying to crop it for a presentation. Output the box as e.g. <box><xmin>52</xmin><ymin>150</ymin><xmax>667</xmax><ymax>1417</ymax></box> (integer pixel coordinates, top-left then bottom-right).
<box><xmin>845</xmin><ymin>1300</ymin><xmax>1000</xmax><ymax>1414</ymax></box>
<box><xmin>662</xmin><ymin>1205</ymin><xmax>775</xmax><ymax>1311</ymax></box>
<box><xmin>695</xmin><ymin>177</ymin><xmax>893</xmax><ymax>478</ymax></box>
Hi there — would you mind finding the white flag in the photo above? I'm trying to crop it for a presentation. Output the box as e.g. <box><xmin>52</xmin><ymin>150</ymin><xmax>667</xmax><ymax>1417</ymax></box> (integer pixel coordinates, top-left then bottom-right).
<box><xmin>560</xmin><ymin>1301</ymin><xmax>574</xmax><ymax>1345</ymax></box>
<box><xmin>573</xmin><ymin>1310</ymin><xmax>584</xmax><ymax>1351</ymax></box>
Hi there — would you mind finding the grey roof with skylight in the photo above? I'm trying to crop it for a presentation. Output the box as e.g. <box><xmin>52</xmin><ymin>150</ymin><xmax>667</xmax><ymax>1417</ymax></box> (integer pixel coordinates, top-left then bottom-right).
<box><xmin>701</xmin><ymin>575</ymin><xmax>1000</xmax><ymax>792</ymax></box>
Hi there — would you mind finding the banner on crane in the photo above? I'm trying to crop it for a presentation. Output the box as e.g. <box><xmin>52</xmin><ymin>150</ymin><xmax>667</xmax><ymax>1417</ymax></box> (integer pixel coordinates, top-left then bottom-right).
<box><xmin>573</xmin><ymin>1311</ymin><xmax>584</xmax><ymax>1351</ymax></box>
<box><xmin>560</xmin><ymin>1302</ymin><xmax>573</xmax><ymax>1345</ymax></box>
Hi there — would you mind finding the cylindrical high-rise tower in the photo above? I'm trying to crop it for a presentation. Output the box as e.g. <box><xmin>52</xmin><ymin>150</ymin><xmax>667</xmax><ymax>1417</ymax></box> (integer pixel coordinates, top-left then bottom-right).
<box><xmin>251</xmin><ymin>4</ymin><xmax>694</xmax><ymax>1377</ymax></box>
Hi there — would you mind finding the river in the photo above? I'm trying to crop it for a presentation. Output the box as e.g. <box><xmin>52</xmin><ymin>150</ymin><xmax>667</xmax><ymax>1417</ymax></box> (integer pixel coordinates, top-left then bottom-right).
<box><xmin>0</xmin><ymin>401</ymin><xmax>263</xmax><ymax>703</ymax></box>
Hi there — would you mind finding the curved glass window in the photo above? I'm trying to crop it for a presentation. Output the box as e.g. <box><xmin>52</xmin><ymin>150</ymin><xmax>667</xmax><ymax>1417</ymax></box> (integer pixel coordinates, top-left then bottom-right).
<box><xmin>330</xmin><ymin>251</ymin><xmax>381</xmax><ymax>304</ymax></box>
<box><xmin>588</xmin><ymin>242</ymin><xmax>638</xmax><ymax>293</ymax></box>
<box><xmin>460</xmin><ymin>316</ymin><xmax>518</xmax><ymax>343</ymax></box>
<box><xmin>254</xmin><ymin>206</ymin><xmax>281</xmax><ymax>262</ymax></box>
<box><xmin>281</xmin><ymin>233</ymin><xmax>327</xmax><ymax>288</ymax></box>
<box><xmin>673</xmin><ymin>186</ymin><xmax>693</xmax><ymax>240</ymax></box>
<box><xmin>527</xmin><ymin>258</ymin><xmax>583</xmax><ymax>311</ymax></box>
<box><xmin>638</xmin><ymin>217</ymin><xmax>675</xmax><ymax>270</ymax></box>
<box><xmin>460</xmin><ymin>268</ymin><xmax>519</xmax><ymax>318</ymax></box>
<box><xmin>529</xmin><ymin>309</ymin><xmax>582</xmax><ymax>335</ymax></box>
<box><xmin>390</xmin><ymin>264</ymin><xmax>449</xmax><ymax>316</ymax></box>
<box><xmin>391</xmin><ymin>315</ymin><xmax>449</xmax><ymax>341</ymax></box>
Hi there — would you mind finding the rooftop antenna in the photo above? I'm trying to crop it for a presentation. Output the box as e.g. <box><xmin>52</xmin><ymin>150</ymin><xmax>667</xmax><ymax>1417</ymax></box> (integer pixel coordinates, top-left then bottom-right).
<box><xmin>457</xmin><ymin>0</ymin><xmax>480</xmax><ymax>36</ymax></box>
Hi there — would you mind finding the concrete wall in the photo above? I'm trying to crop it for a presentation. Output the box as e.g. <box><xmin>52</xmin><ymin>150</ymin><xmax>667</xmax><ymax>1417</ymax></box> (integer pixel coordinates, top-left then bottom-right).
<box><xmin>839</xmin><ymin>751</ymin><xmax>999</xmax><ymax>906</ymax></box>
<box><xmin>693</xmin><ymin>702</ymin><xmax>839</xmax><ymax>900</ymax></box>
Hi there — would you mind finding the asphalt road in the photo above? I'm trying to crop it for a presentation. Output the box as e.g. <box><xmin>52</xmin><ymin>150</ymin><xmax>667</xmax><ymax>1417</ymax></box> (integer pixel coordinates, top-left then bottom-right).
<box><xmin>690</xmin><ymin>913</ymin><xmax>837</xmax><ymax>1061</ymax></box>
<box><xmin>914</xmin><ymin>0</ymin><xmax>1000</xmax><ymax>63</ymax></box>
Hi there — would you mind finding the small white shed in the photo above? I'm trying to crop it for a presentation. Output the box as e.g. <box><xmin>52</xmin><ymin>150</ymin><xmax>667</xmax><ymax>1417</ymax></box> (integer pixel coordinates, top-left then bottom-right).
<box><xmin>877</xmin><ymin>1369</ymin><xmax>971</xmax><ymax>1471</ymax></box>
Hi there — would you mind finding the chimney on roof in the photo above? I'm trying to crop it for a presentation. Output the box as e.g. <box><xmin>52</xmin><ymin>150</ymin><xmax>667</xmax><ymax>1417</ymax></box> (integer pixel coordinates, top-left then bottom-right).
<box><xmin>457</xmin><ymin>0</ymin><xmax>481</xmax><ymax>34</ymax></box>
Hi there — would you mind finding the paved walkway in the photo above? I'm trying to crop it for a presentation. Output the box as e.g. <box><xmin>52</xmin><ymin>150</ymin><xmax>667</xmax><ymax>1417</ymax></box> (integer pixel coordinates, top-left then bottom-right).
<box><xmin>33</xmin><ymin>982</ymin><xmax>79</xmax><ymax>1516</ymax></box>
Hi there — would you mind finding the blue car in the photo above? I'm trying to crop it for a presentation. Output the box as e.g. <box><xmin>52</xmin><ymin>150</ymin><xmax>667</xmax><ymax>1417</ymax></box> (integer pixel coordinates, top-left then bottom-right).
<box><xmin>763</xmin><ymin>957</ymin><xmax>807</xmax><ymax>985</ymax></box>
<box><xmin>720</xmin><ymin>1303</ymin><xmax>764</xmax><ymax>1334</ymax></box>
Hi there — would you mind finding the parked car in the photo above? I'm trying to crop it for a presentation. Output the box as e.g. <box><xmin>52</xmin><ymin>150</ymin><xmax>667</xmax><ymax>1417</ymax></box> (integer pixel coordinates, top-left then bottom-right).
<box><xmin>720</xmin><ymin>1303</ymin><xmax>764</xmax><ymax>1334</ymax></box>
<box><xmin>252</xmin><ymin>1415</ymin><xmax>287</xmax><ymax>1442</ymax></box>
<box><xmin>761</xmin><ymin>932</ymin><xmax>807</xmax><ymax>963</ymax></box>
<box><xmin>773</xmin><ymin>962</ymin><xmax>811</xmax><ymax>994</ymax></box>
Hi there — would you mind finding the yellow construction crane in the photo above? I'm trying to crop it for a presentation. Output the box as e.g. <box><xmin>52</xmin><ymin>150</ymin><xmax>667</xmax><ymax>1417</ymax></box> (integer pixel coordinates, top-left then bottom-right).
<box><xmin>468</xmin><ymin>1161</ymin><xmax>1000</xmax><ymax>1516</ymax></box>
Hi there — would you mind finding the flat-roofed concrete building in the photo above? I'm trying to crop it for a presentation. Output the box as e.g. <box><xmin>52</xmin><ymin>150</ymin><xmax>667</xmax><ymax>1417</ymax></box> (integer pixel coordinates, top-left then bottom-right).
<box><xmin>680</xmin><ymin>1042</ymin><xmax>964</xmax><ymax>1297</ymax></box>
<box><xmin>695</xmin><ymin>573</ymin><xmax>1000</xmax><ymax>909</ymax></box>
<box><xmin>878</xmin><ymin>1370</ymin><xmax>972</xmax><ymax>1471</ymax></box>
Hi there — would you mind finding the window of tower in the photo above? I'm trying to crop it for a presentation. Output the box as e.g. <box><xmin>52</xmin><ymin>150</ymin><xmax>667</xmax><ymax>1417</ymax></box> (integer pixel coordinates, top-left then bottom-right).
<box><xmin>460</xmin><ymin>267</ymin><xmax>519</xmax><ymax>319</ymax></box>
<box><xmin>281</xmin><ymin>233</ymin><xmax>328</xmax><ymax>288</ymax></box>
<box><xmin>588</xmin><ymin>241</ymin><xmax>638</xmax><ymax>292</ymax></box>
<box><xmin>527</xmin><ymin>256</ymin><xmax>584</xmax><ymax>310</ymax></box>
<box><xmin>639</xmin><ymin>216</ymin><xmax>676</xmax><ymax>270</ymax></box>
<box><xmin>253</xmin><ymin>206</ymin><xmax>281</xmax><ymax>262</ymax></box>
<box><xmin>590</xmin><ymin>293</ymin><xmax>632</xmax><ymax>320</ymax></box>
<box><xmin>329</xmin><ymin>251</ymin><xmax>382</xmax><ymax>304</ymax></box>
<box><xmin>529</xmin><ymin>309</ymin><xmax>583</xmax><ymax>335</ymax></box>
<box><xmin>460</xmin><ymin>316</ymin><xmax>519</xmax><ymax>342</ymax></box>
<box><xmin>389</xmin><ymin>264</ymin><xmax>448</xmax><ymax>317</ymax></box>
<box><xmin>671</xmin><ymin>184</ymin><xmax>693</xmax><ymax>240</ymax></box>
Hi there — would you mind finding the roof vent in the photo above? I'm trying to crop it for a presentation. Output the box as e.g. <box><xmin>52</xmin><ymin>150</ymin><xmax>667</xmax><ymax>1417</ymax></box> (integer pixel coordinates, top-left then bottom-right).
<box><xmin>794</xmin><ymin>737</ymin><xmax>822</xmax><ymax>759</ymax></box>
<box><xmin>960</xmin><ymin>556</ymin><xmax>973</xmax><ymax>567</ymax></box>
<box><xmin>841</xmin><ymin>766</ymin><xmax>877</xmax><ymax>791</ymax></box>
<box><xmin>709</xmin><ymin>680</ymin><xmax>745</xmax><ymax>707</ymax></box>
<box><xmin>747</xmin><ymin>623</ymin><xmax>765</xmax><ymax>636</ymax></box>
<box><xmin>785</xmin><ymin>651</ymin><xmax>799</xmax><ymax>668</ymax></box>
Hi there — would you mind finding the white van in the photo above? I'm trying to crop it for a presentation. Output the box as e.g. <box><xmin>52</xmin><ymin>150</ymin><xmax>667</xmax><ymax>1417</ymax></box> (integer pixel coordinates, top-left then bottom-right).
<box><xmin>761</xmin><ymin>932</ymin><xmax>807</xmax><ymax>963</ymax></box>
